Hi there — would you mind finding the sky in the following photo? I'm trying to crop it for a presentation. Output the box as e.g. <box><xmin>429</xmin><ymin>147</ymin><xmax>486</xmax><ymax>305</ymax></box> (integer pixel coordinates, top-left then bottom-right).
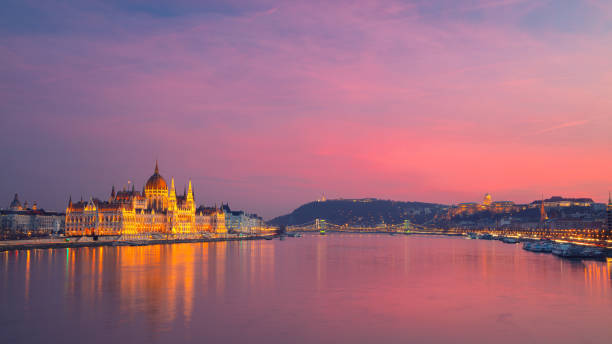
<box><xmin>1</xmin><ymin>0</ymin><xmax>611</xmax><ymax>219</ymax></box>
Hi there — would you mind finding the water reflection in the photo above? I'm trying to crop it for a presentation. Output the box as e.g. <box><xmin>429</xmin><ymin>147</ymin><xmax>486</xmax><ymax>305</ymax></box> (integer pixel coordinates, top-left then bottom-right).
<box><xmin>583</xmin><ymin>260</ymin><xmax>611</xmax><ymax>296</ymax></box>
<box><xmin>24</xmin><ymin>250</ymin><xmax>30</xmax><ymax>303</ymax></box>
<box><xmin>1</xmin><ymin>236</ymin><xmax>611</xmax><ymax>344</ymax></box>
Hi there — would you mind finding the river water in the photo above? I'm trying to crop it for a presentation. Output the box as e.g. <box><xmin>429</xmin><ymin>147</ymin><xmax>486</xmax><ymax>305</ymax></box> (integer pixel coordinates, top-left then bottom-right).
<box><xmin>1</xmin><ymin>234</ymin><xmax>611</xmax><ymax>344</ymax></box>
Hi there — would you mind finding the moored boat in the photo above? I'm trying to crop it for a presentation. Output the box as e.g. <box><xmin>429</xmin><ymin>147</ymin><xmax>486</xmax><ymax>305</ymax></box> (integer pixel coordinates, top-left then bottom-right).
<box><xmin>551</xmin><ymin>243</ymin><xmax>605</xmax><ymax>258</ymax></box>
<box><xmin>523</xmin><ymin>241</ymin><xmax>553</xmax><ymax>253</ymax></box>
<box><xmin>501</xmin><ymin>237</ymin><xmax>520</xmax><ymax>244</ymax></box>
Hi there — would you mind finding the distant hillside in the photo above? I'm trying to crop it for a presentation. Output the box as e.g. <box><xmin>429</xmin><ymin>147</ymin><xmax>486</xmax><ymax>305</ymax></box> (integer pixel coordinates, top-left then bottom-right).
<box><xmin>268</xmin><ymin>198</ymin><xmax>447</xmax><ymax>227</ymax></box>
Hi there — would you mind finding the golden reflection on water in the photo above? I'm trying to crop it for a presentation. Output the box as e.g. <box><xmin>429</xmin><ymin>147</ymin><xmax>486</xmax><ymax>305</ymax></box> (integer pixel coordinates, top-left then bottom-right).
<box><xmin>113</xmin><ymin>244</ymin><xmax>200</xmax><ymax>328</ymax></box>
<box><xmin>24</xmin><ymin>250</ymin><xmax>30</xmax><ymax>303</ymax></box>
<box><xmin>583</xmin><ymin>260</ymin><xmax>611</xmax><ymax>297</ymax></box>
<box><xmin>214</xmin><ymin>242</ymin><xmax>226</xmax><ymax>298</ymax></box>
<box><xmin>43</xmin><ymin>241</ymin><xmax>277</xmax><ymax>331</ymax></box>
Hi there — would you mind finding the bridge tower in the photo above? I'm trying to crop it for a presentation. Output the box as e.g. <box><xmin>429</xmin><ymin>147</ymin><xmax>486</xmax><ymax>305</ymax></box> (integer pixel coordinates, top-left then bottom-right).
<box><xmin>403</xmin><ymin>220</ymin><xmax>412</xmax><ymax>230</ymax></box>
<box><xmin>315</xmin><ymin>218</ymin><xmax>326</xmax><ymax>231</ymax></box>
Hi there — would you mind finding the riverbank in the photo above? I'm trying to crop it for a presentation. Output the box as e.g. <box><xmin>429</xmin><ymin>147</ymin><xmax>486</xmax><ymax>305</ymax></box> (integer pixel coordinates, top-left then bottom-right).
<box><xmin>292</xmin><ymin>229</ymin><xmax>612</xmax><ymax>259</ymax></box>
<box><xmin>464</xmin><ymin>232</ymin><xmax>612</xmax><ymax>260</ymax></box>
<box><xmin>0</xmin><ymin>233</ymin><xmax>278</xmax><ymax>252</ymax></box>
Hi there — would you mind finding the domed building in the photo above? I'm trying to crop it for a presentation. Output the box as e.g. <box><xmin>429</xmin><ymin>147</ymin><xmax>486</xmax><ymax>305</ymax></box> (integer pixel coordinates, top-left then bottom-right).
<box><xmin>9</xmin><ymin>193</ymin><xmax>23</xmax><ymax>210</ymax></box>
<box><xmin>145</xmin><ymin>161</ymin><xmax>169</xmax><ymax>210</ymax></box>
<box><xmin>65</xmin><ymin>161</ymin><xmax>227</xmax><ymax>236</ymax></box>
<box><xmin>482</xmin><ymin>193</ymin><xmax>492</xmax><ymax>206</ymax></box>
<box><xmin>1</xmin><ymin>194</ymin><xmax>64</xmax><ymax>238</ymax></box>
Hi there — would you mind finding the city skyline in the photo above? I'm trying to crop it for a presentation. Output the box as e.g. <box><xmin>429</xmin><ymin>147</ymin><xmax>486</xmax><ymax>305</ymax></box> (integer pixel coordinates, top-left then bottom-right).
<box><xmin>1</xmin><ymin>0</ymin><xmax>611</xmax><ymax>218</ymax></box>
<box><xmin>2</xmin><ymin>170</ymin><xmax>609</xmax><ymax>220</ymax></box>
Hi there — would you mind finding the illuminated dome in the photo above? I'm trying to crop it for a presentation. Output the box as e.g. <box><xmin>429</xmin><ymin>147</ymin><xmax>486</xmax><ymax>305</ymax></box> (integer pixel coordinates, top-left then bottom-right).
<box><xmin>145</xmin><ymin>161</ymin><xmax>167</xmax><ymax>191</ymax></box>
<box><xmin>483</xmin><ymin>193</ymin><xmax>492</xmax><ymax>206</ymax></box>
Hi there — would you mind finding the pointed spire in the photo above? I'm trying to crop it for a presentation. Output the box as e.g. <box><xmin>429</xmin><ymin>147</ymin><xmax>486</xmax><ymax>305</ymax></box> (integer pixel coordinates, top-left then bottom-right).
<box><xmin>187</xmin><ymin>180</ymin><xmax>194</xmax><ymax>202</ymax></box>
<box><xmin>169</xmin><ymin>178</ymin><xmax>176</xmax><ymax>197</ymax></box>
<box><xmin>540</xmin><ymin>193</ymin><xmax>548</xmax><ymax>222</ymax></box>
<box><xmin>132</xmin><ymin>184</ymin><xmax>135</xmax><ymax>193</ymax></box>
<box><xmin>167</xmin><ymin>177</ymin><xmax>177</xmax><ymax>211</ymax></box>
<box><xmin>111</xmin><ymin>185</ymin><xmax>116</xmax><ymax>198</ymax></box>
<box><xmin>184</xmin><ymin>185</ymin><xmax>187</xmax><ymax>197</ymax></box>
<box><xmin>154</xmin><ymin>160</ymin><xmax>159</xmax><ymax>174</ymax></box>
<box><xmin>68</xmin><ymin>195</ymin><xmax>72</xmax><ymax>207</ymax></box>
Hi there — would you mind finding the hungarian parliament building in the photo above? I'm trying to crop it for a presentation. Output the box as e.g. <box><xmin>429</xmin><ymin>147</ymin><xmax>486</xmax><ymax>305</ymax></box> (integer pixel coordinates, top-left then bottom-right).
<box><xmin>65</xmin><ymin>162</ymin><xmax>228</xmax><ymax>236</ymax></box>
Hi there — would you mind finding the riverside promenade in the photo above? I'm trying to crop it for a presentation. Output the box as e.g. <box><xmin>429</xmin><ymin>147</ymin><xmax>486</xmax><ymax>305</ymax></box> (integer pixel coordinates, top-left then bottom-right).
<box><xmin>0</xmin><ymin>233</ymin><xmax>277</xmax><ymax>252</ymax></box>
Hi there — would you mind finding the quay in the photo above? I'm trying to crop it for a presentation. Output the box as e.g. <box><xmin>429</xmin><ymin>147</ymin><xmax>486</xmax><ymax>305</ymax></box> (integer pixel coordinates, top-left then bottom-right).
<box><xmin>0</xmin><ymin>233</ymin><xmax>278</xmax><ymax>252</ymax></box>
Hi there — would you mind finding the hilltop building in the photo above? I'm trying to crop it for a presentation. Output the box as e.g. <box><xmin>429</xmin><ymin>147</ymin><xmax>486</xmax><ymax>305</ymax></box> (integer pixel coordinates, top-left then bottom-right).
<box><xmin>483</xmin><ymin>193</ymin><xmax>492</xmax><ymax>206</ymax></box>
<box><xmin>530</xmin><ymin>196</ymin><xmax>594</xmax><ymax>208</ymax></box>
<box><xmin>65</xmin><ymin>161</ymin><xmax>227</xmax><ymax>236</ymax></box>
<box><xmin>449</xmin><ymin>193</ymin><xmax>525</xmax><ymax>216</ymax></box>
<box><xmin>1</xmin><ymin>194</ymin><xmax>64</xmax><ymax>237</ymax></box>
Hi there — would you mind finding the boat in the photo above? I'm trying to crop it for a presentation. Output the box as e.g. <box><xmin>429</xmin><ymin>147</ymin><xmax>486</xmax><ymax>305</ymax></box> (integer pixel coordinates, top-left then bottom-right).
<box><xmin>551</xmin><ymin>243</ymin><xmax>605</xmax><ymax>258</ymax></box>
<box><xmin>501</xmin><ymin>237</ymin><xmax>520</xmax><ymax>244</ymax></box>
<box><xmin>478</xmin><ymin>233</ymin><xmax>494</xmax><ymax>240</ymax></box>
<box><xmin>320</xmin><ymin>230</ymin><xmax>326</xmax><ymax>235</ymax></box>
<box><xmin>523</xmin><ymin>241</ymin><xmax>553</xmax><ymax>253</ymax></box>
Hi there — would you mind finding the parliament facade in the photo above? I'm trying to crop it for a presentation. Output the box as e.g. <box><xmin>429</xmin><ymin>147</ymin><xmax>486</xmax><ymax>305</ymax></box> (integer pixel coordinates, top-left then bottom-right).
<box><xmin>65</xmin><ymin>162</ymin><xmax>227</xmax><ymax>236</ymax></box>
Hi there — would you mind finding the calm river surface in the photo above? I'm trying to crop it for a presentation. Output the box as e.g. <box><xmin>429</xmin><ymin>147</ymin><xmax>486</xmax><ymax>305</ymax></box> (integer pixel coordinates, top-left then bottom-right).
<box><xmin>1</xmin><ymin>234</ymin><xmax>611</xmax><ymax>344</ymax></box>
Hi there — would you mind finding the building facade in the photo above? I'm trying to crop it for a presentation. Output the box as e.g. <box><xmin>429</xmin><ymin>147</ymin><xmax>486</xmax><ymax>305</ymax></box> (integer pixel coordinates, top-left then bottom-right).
<box><xmin>448</xmin><ymin>194</ymin><xmax>525</xmax><ymax>217</ymax></box>
<box><xmin>529</xmin><ymin>196</ymin><xmax>594</xmax><ymax>208</ymax></box>
<box><xmin>1</xmin><ymin>194</ymin><xmax>64</xmax><ymax>238</ymax></box>
<box><xmin>65</xmin><ymin>162</ymin><xmax>227</xmax><ymax>236</ymax></box>
<box><xmin>220</xmin><ymin>203</ymin><xmax>266</xmax><ymax>233</ymax></box>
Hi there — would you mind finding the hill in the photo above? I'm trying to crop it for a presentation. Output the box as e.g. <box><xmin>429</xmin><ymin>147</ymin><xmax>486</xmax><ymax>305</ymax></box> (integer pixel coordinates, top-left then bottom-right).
<box><xmin>267</xmin><ymin>198</ymin><xmax>447</xmax><ymax>227</ymax></box>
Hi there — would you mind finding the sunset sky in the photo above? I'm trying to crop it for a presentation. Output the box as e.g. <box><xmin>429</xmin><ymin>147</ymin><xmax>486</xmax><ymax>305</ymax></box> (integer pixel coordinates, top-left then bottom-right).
<box><xmin>1</xmin><ymin>0</ymin><xmax>611</xmax><ymax>218</ymax></box>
